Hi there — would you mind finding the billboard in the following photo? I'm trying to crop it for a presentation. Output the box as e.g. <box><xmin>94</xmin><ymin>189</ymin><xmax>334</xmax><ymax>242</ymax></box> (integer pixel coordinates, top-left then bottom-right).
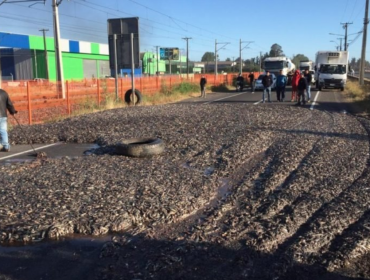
<box><xmin>108</xmin><ymin>17</ymin><xmax>140</xmax><ymax>69</ymax></box>
<box><xmin>159</xmin><ymin>48</ymin><xmax>179</xmax><ymax>60</ymax></box>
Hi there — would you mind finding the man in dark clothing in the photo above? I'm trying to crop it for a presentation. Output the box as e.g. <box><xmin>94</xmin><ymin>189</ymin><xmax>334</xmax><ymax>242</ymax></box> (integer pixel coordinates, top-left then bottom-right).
<box><xmin>236</xmin><ymin>73</ymin><xmax>244</xmax><ymax>91</ymax></box>
<box><xmin>262</xmin><ymin>71</ymin><xmax>273</xmax><ymax>103</ymax></box>
<box><xmin>200</xmin><ymin>75</ymin><xmax>207</xmax><ymax>98</ymax></box>
<box><xmin>304</xmin><ymin>69</ymin><xmax>312</xmax><ymax>102</ymax></box>
<box><xmin>275</xmin><ymin>69</ymin><xmax>287</xmax><ymax>102</ymax></box>
<box><xmin>297</xmin><ymin>73</ymin><xmax>307</xmax><ymax>105</ymax></box>
<box><xmin>0</xmin><ymin>89</ymin><xmax>17</xmax><ymax>152</ymax></box>
<box><xmin>248</xmin><ymin>72</ymin><xmax>255</xmax><ymax>93</ymax></box>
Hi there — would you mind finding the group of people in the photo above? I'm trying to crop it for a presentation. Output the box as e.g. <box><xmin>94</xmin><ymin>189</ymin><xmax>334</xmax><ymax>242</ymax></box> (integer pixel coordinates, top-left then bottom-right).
<box><xmin>290</xmin><ymin>69</ymin><xmax>312</xmax><ymax>105</ymax></box>
<box><xmin>200</xmin><ymin>69</ymin><xmax>312</xmax><ymax>106</ymax></box>
<box><xmin>261</xmin><ymin>69</ymin><xmax>312</xmax><ymax>105</ymax></box>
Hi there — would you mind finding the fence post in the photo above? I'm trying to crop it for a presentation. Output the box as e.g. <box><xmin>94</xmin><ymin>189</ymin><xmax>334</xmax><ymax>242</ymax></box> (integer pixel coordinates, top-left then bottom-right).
<box><xmin>97</xmin><ymin>79</ymin><xmax>101</xmax><ymax>107</ymax></box>
<box><xmin>66</xmin><ymin>81</ymin><xmax>71</xmax><ymax>116</ymax></box>
<box><xmin>170</xmin><ymin>77</ymin><xmax>172</xmax><ymax>90</ymax></box>
<box><xmin>27</xmin><ymin>81</ymin><xmax>32</xmax><ymax>125</ymax></box>
<box><xmin>121</xmin><ymin>78</ymin><xmax>124</xmax><ymax>101</ymax></box>
<box><xmin>156</xmin><ymin>76</ymin><xmax>159</xmax><ymax>90</ymax></box>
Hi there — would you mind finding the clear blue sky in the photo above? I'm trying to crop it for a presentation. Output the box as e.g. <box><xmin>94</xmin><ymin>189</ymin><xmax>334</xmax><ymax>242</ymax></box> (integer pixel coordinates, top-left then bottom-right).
<box><xmin>0</xmin><ymin>0</ymin><xmax>367</xmax><ymax>62</ymax></box>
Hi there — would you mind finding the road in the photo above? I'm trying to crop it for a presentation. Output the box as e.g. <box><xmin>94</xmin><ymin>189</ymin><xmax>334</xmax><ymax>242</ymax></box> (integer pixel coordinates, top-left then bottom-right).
<box><xmin>1</xmin><ymin>86</ymin><xmax>369</xmax><ymax>280</ymax></box>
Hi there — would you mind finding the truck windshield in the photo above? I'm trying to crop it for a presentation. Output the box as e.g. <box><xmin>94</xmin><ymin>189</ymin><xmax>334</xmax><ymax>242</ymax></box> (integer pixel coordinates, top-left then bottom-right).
<box><xmin>319</xmin><ymin>64</ymin><xmax>346</xmax><ymax>74</ymax></box>
<box><xmin>264</xmin><ymin>61</ymin><xmax>284</xmax><ymax>70</ymax></box>
<box><xmin>300</xmin><ymin>66</ymin><xmax>309</xmax><ymax>71</ymax></box>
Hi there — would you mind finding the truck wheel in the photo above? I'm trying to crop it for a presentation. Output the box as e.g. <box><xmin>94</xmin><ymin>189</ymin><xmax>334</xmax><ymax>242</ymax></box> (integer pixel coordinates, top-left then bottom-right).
<box><xmin>318</xmin><ymin>86</ymin><xmax>322</xmax><ymax>91</ymax></box>
<box><xmin>316</xmin><ymin>81</ymin><xmax>319</xmax><ymax>89</ymax></box>
<box><xmin>341</xmin><ymin>87</ymin><xmax>344</xmax><ymax>91</ymax></box>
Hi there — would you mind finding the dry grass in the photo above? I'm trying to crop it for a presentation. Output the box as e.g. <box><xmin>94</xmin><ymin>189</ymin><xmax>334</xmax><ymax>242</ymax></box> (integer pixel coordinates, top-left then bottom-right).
<box><xmin>345</xmin><ymin>80</ymin><xmax>370</xmax><ymax>114</ymax></box>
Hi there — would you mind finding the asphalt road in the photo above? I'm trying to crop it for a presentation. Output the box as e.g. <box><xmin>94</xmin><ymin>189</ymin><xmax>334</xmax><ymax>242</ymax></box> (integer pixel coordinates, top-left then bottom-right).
<box><xmin>0</xmin><ymin>85</ymin><xmax>350</xmax><ymax>164</ymax></box>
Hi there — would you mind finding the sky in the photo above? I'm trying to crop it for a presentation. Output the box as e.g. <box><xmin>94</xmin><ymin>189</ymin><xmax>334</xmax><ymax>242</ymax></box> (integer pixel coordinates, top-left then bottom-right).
<box><xmin>0</xmin><ymin>0</ymin><xmax>368</xmax><ymax>62</ymax></box>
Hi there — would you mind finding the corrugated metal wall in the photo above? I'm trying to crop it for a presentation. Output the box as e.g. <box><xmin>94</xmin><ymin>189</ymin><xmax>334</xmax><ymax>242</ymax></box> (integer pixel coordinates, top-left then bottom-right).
<box><xmin>13</xmin><ymin>49</ymin><xmax>34</xmax><ymax>80</ymax></box>
<box><xmin>83</xmin><ymin>59</ymin><xmax>96</xmax><ymax>79</ymax></box>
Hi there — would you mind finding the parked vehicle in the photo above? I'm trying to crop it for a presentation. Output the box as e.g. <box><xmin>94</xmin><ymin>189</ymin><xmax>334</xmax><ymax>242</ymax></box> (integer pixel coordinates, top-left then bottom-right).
<box><xmin>309</xmin><ymin>70</ymin><xmax>316</xmax><ymax>85</ymax></box>
<box><xmin>299</xmin><ymin>60</ymin><xmax>314</xmax><ymax>72</ymax></box>
<box><xmin>263</xmin><ymin>57</ymin><xmax>295</xmax><ymax>85</ymax></box>
<box><xmin>315</xmin><ymin>51</ymin><xmax>348</xmax><ymax>91</ymax></box>
<box><xmin>254</xmin><ymin>73</ymin><xmax>276</xmax><ymax>91</ymax></box>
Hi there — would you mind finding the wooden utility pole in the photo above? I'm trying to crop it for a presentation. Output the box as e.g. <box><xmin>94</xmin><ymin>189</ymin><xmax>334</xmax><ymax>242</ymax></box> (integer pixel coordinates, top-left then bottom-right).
<box><xmin>360</xmin><ymin>0</ymin><xmax>369</xmax><ymax>85</ymax></box>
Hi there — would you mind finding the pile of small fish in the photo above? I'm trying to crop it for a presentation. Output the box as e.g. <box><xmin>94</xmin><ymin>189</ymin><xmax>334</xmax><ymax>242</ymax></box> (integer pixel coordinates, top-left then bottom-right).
<box><xmin>2</xmin><ymin>104</ymin><xmax>370</xmax><ymax>279</ymax></box>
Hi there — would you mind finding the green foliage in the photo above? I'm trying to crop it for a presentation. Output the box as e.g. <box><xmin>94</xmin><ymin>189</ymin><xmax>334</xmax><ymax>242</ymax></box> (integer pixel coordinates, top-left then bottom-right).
<box><xmin>269</xmin><ymin>44</ymin><xmax>284</xmax><ymax>57</ymax></box>
<box><xmin>160</xmin><ymin>82</ymin><xmax>199</xmax><ymax>96</ymax></box>
<box><xmin>291</xmin><ymin>54</ymin><xmax>310</xmax><ymax>69</ymax></box>
<box><xmin>201</xmin><ymin>52</ymin><xmax>215</xmax><ymax>62</ymax></box>
<box><xmin>174</xmin><ymin>82</ymin><xmax>199</xmax><ymax>94</ymax></box>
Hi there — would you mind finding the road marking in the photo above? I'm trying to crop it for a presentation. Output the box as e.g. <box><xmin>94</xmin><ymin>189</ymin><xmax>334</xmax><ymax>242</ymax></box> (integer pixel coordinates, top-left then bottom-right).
<box><xmin>204</xmin><ymin>92</ymin><xmax>246</xmax><ymax>104</ymax></box>
<box><xmin>310</xmin><ymin>91</ymin><xmax>320</xmax><ymax>110</ymax></box>
<box><xmin>254</xmin><ymin>100</ymin><xmax>263</xmax><ymax>105</ymax></box>
<box><xmin>0</xmin><ymin>142</ymin><xmax>63</xmax><ymax>160</ymax></box>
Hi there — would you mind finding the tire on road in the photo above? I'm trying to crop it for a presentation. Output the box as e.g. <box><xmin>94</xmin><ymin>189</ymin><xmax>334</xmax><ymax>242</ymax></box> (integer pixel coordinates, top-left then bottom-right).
<box><xmin>124</xmin><ymin>89</ymin><xmax>142</xmax><ymax>105</ymax></box>
<box><xmin>115</xmin><ymin>138</ymin><xmax>165</xmax><ymax>157</ymax></box>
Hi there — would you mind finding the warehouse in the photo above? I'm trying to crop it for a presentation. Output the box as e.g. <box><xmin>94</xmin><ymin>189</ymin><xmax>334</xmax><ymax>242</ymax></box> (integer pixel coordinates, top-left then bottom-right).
<box><xmin>0</xmin><ymin>31</ymin><xmax>111</xmax><ymax>81</ymax></box>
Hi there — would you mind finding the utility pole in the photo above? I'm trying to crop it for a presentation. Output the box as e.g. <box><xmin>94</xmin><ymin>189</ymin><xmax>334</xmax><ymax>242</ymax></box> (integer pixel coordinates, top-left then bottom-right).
<box><xmin>155</xmin><ymin>46</ymin><xmax>159</xmax><ymax>75</ymax></box>
<box><xmin>182</xmin><ymin>37</ymin><xmax>192</xmax><ymax>79</ymax></box>
<box><xmin>360</xmin><ymin>0</ymin><xmax>369</xmax><ymax>85</ymax></box>
<box><xmin>239</xmin><ymin>39</ymin><xmax>253</xmax><ymax>74</ymax></box>
<box><xmin>259</xmin><ymin>52</ymin><xmax>262</xmax><ymax>73</ymax></box>
<box><xmin>39</xmin><ymin>28</ymin><xmax>49</xmax><ymax>80</ymax></box>
<box><xmin>52</xmin><ymin>0</ymin><xmax>65</xmax><ymax>98</ymax></box>
<box><xmin>341</xmin><ymin>22</ymin><xmax>353</xmax><ymax>51</ymax></box>
<box><xmin>215</xmin><ymin>39</ymin><xmax>230</xmax><ymax>77</ymax></box>
<box><xmin>338</xmin><ymin>38</ymin><xmax>343</xmax><ymax>51</ymax></box>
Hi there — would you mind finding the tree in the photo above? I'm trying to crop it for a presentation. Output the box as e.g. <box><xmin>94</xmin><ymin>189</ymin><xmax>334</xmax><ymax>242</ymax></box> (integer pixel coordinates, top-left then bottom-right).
<box><xmin>291</xmin><ymin>54</ymin><xmax>309</xmax><ymax>70</ymax></box>
<box><xmin>201</xmin><ymin>52</ymin><xmax>215</xmax><ymax>62</ymax></box>
<box><xmin>269</xmin><ymin>44</ymin><xmax>284</xmax><ymax>57</ymax></box>
<box><xmin>225</xmin><ymin>57</ymin><xmax>231</xmax><ymax>61</ymax></box>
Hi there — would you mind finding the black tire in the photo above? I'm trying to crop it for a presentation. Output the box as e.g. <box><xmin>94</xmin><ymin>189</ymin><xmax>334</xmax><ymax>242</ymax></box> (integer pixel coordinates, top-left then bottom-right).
<box><xmin>341</xmin><ymin>87</ymin><xmax>344</xmax><ymax>91</ymax></box>
<box><xmin>124</xmin><ymin>89</ymin><xmax>142</xmax><ymax>105</ymax></box>
<box><xmin>115</xmin><ymin>138</ymin><xmax>165</xmax><ymax>157</ymax></box>
<box><xmin>318</xmin><ymin>86</ymin><xmax>322</xmax><ymax>91</ymax></box>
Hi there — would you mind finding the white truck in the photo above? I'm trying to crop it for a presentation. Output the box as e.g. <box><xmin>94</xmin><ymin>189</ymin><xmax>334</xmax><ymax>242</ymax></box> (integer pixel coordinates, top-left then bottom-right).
<box><xmin>315</xmin><ymin>51</ymin><xmax>348</xmax><ymax>91</ymax></box>
<box><xmin>299</xmin><ymin>60</ymin><xmax>314</xmax><ymax>71</ymax></box>
<box><xmin>263</xmin><ymin>56</ymin><xmax>296</xmax><ymax>84</ymax></box>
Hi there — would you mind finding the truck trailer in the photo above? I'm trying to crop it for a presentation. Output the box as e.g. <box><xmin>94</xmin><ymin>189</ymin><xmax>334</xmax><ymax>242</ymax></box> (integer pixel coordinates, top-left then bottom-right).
<box><xmin>315</xmin><ymin>51</ymin><xmax>348</xmax><ymax>91</ymax></box>
<box><xmin>263</xmin><ymin>56</ymin><xmax>295</xmax><ymax>85</ymax></box>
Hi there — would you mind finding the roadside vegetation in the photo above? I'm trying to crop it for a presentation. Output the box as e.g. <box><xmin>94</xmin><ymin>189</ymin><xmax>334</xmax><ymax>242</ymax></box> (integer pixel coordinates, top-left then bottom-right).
<box><xmin>345</xmin><ymin>80</ymin><xmax>370</xmax><ymax>115</ymax></box>
<box><xmin>42</xmin><ymin>82</ymin><xmax>202</xmax><ymax>123</ymax></box>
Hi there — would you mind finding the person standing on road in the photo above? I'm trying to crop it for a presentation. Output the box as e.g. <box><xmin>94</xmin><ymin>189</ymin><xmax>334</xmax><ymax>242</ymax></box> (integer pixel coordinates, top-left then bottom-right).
<box><xmin>297</xmin><ymin>72</ymin><xmax>307</xmax><ymax>106</ymax></box>
<box><xmin>275</xmin><ymin>69</ymin><xmax>288</xmax><ymax>102</ymax></box>
<box><xmin>291</xmin><ymin>70</ymin><xmax>300</xmax><ymax>102</ymax></box>
<box><xmin>236</xmin><ymin>73</ymin><xmax>244</xmax><ymax>91</ymax></box>
<box><xmin>262</xmin><ymin>70</ymin><xmax>273</xmax><ymax>103</ymax></box>
<box><xmin>248</xmin><ymin>72</ymin><xmax>255</xmax><ymax>93</ymax></box>
<box><xmin>0</xmin><ymin>88</ymin><xmax>17</xmax><ymax>152</ymax></box>
<box><xmin>200</xmin><ymin>75</ymin><xmax>207</xmax><ymax>98</ymax></box>
<box><xmin>304</xmin><ymin>69</ymin><xmax>312</xmax><ymax>103</ymax></box>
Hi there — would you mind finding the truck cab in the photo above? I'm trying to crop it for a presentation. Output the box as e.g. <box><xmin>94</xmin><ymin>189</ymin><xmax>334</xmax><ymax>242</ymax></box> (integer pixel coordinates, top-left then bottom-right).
<box><xmin>315</xmin><ymin>51</ymin><xmax>348</xmax><ymax>91</ymax></box>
